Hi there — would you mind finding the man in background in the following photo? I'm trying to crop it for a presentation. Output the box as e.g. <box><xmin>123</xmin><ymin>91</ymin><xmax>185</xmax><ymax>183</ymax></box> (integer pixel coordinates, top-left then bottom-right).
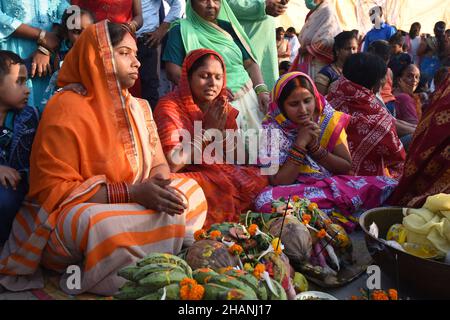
<box><xmin>137</xmin><ymin>0</ymin><xmax>183</xmax><ymax>109</ymax></box>
<box><xmin>227</xmin><ymin>0</ymin><xmax>289</xmax><ymax>90</ymax></box>
<box><xmin>285</xmin><ymin>27</ymin><xmax>300</xmax><ymax>63</ymax></box>
<box><xmin>362</xmin><ymin>6</ymin><xmax>397</xmax><ymax>52</ymax></box>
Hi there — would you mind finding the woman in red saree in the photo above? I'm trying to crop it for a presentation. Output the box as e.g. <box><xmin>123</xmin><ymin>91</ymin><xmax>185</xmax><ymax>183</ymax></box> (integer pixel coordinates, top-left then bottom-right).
<box><xmin>154</xmin><ymin>49</ymin><xmax>268</xmax><ymax>228</ymax></box>
<box><xmin>389</xmin><ymin>73</ymin><xmax>450</xmax><ymax>207</ymax></box>
<box><xmin>327</xmin><ymin>53</ymin><xmax>406</xmax><ymax>178</ymax></box>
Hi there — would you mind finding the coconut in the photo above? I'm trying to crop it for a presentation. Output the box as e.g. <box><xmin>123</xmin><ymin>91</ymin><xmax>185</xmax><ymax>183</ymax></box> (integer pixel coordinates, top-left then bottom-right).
<box><xmin>185</xmin><ymin>239</ymin><xmax>240</xmax><ymax>271</ymax></box>
<box><xmin>267</xmin><ymin>216</ymin><xmax>313</xmax><ymax>266</ymax></box>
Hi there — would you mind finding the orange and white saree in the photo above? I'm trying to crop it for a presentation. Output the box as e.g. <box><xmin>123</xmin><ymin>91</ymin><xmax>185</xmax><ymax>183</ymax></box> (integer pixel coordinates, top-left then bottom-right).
<box><xmin>0</xmin><ymin>22</ymin><xmax>207</xmax><ymax>296</ymax></box>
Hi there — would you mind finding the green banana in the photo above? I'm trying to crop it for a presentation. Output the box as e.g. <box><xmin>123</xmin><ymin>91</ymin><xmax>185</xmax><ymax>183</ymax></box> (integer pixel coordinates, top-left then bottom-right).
<box><xmin>264</xmin><ymin>278</ymin><xmax>287</xmax><ymax>300</ymax></box>
<box><xmin>133</xmin><ymin>263</ymin><xmax>186</xmax><ymax>281</ymax></box>
<box><xmin>137</xmin><ymin>253</ymin><xmax>192</xmax><ymax>277</ymax></box>
<box><xmin>192</xmin><ymin>268</ymin><xmax>219</xmax><ymax>284</ymax></box>
<box><xmin>117</xmin><ymin>266</ymin><xmax>141</xmax><ymax>281</ymax></box>
<box><xmin>114</xmin><ymin>281</ymin><xmax>154</xmax><ymax>300</ymax></box>
<box><xmin>203</xmin><ymin>283</ymin><xmax>250</xmax><ymax>300</ymax></box>
<box><xmin>138</xmin><ymin>283</ymin><xmax>181</xmax><ymax>300</ymax></box>
<box><xmin>138</xmin><ymin>270</ymin><xmax>188</xmax><ymax>291</ymax></box>
<box><xmin>207</xmin><ymin>275</ymin><xmax>258</xmax><ymax>300</ymax></box>
<box><xmin>224</xmin><ymin>271</ymin><xmax>268</xmax><ymax>300</ymax></box>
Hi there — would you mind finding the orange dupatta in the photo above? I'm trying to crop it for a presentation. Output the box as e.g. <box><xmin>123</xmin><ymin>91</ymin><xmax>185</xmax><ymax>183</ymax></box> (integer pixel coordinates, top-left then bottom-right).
<box><xmin>0</xmin><ymin>21</ymin><xmax>157</xmax><ymax>276</ymax></box>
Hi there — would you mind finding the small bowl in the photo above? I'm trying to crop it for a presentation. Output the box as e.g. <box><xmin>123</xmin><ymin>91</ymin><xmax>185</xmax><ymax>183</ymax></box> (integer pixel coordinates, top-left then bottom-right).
<box><xmin>295</xmin><ymin>291</ymin><xmax>338</xmax><ymax>300</ymax></box>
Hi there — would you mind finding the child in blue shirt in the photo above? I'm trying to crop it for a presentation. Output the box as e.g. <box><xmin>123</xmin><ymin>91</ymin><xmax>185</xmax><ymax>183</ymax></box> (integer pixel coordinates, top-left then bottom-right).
<box><xmin>0</xmin><ymin>50</ymin><xmax>39</xmax><ymax>244</ymax></box>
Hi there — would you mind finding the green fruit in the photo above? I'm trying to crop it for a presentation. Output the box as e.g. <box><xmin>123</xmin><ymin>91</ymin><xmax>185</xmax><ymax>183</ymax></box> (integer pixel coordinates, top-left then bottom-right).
<box><xmin>117</xmin><ymin>266</ymin><xmax>141</xmax><ymax>281</ymax></box>
<box><xmin>114</xmin><ymin>281</ymin><xmax>154</xmax><ymax>300</ymax></box>
<box><xmin>192</xmin><ymin>268</ymin><xmax>219</xmax><ymax>284</ymax></box>
<box><xmin>138</xmin><ymin>270</ymin><xmax>188</xmax><ymax>291</ymax></box>
<box><xmin>293</xmin><ymin>272</ymin><xmax>309</xmax><ymax>293</ymax></box>
<box><xmin>263</xmin><ymin>278</ymin><xmax>287</xmax><ymax>300</ymax></box>
<box><xmin>137</xmin><ymin>253</ymin><xmax>193</xmax><ymax>277</ymax></box>
<box><xmin>133</xmin><ymin>263</ymin><xmax>186</xmax><ymax>281</ymax></box>
<box><xmin>240</xmin><ymin>274</ymin><xmax>268</xmax><ymax>300</ymax></box>
<box><xmin>207</xmin><ymin>275</ymin><xmax>258</xmax><ymax>300</ymax></box>
<box><xmin>203</xmin><ymin>283</ymin><xmax>249</xmax><ymax>300</ymax></box>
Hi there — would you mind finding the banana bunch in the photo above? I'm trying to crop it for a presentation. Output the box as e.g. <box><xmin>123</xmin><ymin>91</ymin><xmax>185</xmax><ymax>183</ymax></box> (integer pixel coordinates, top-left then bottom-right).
<box><xmin>114</xmin><ymin>253</ymin><xmax>192</xmax><ymax>300</ymax></box>
<box><xmin>115</xmin><ymin>253</ymin><xmax>287</xmax><ymax>300</ymax></box>
<box><xmin>192</xmin><ymin>268</ymin><xmax>287</xmax><ymax>300</ymax></box>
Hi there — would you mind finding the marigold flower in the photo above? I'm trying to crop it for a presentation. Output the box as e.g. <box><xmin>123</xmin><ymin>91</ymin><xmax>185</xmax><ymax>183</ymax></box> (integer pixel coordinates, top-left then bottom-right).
<box><xmin>371</xmin><ymin>290</ymin><xmax>389</xmax><ymax>300</ymax></box>
<box><xmin>388</xmin><ymin>289</ymin><xmax>398</xmax><ymax>300</ymax></box>
<box><xmin>180</xmin><ymin>283</ymin><xmax>205</xmax><ymax>300</ymax></box>
<box><xmin>248</xmin><ymin>224</ymin><xmax>259</xmax><ymax>236</ymax></box>
<box><xmin>271</xmin><ymin>207</ymin><xmax>276</xmax><ymax>213</ymax></box>
<box><xmin>209</xmin><ymin>230</ymin><xmax>222</xmax><ymax>240</ymax></box>
<box><xmin>302</xmin><ymin>214</ymin><xmax>312</xmax><ymax>223</ymax></box>
<box><xmin>307</xmin><ymin>202</ymin><xmax>318</xmax><ymax>211</ymax></box>
<box><xmin>351</xmin><ymin>295</ymin><xmax>359</xmax><ymax>300</ymax></box>
<box><xmin>317</xmin><ymin>229</ymin><xmax>327</xmax><ymax>239</ymax></box>
<box><xmin>180</xmin><ymin>278</ymin><xmax>197</xmax><ymax>287</ymax></box>
<box><xmin>292</xmin><ymin>195</ymin><xmax>300</xmax><ymax>202</ymax></box>
<box><xmin>228</xmin><ymin>244</ymin><xmax>243</xmax><ymax>256</ymax></box>
<box><xmin>253</xmin><ymin>264</ymin><xmax>266</xmax><ymax>279</ymax></box>
<box><xmin>271</xmin><ymin>237</ymin><xmax>283</xmax><ymax>255</ymax></box>
<box><xmin>194</xmin><ymin>229</ymin><xmax>207</xmax><ymax>241</ymax></box>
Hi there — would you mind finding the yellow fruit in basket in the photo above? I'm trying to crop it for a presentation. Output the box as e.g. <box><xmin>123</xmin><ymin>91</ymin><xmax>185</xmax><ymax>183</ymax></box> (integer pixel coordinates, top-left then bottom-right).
<box><xmin>386</xmin><ymin>224</ymin><xmax>407</xmax><ymax>245</ymax></box>
<box><xmin>293</xmin><ymin>272</ymin><xmax>308</xmax><ymax>293</ymax></box>
<box><xmin>402</xmin><ymin>242</ymin><xmax>439</xmax><ymax>259</ymax></box>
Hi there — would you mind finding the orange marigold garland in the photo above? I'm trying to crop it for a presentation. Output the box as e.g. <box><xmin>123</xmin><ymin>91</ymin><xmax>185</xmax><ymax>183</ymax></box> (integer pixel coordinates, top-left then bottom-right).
<box><xmin>248</xmin><ymin>224</ymin><xmax>259</xmax><ymax>236</ymax></box>
<box><xmin>179</xmin><ymin>278</ymin><xmax>205</xmax><ymax>300</ymax></box>
<box><xmin>371</xmin><ymin>290</ymin><xmax>389</xmax><ymax>300</ymax></box>
<box><xmin>209</xmin><ymin>230</ymin><xmax>222</xmax><ymax>240</ymax></box>
<box><xmin>388</xmin><ymin>289</ymin><xmax>398</xmax><ymax>300</ymax></box>
<box><xmin>228</xmin><ymin>244</ymin><xmax>243</xmax><ymax>256</ymax></box>
<box><xmin>317</xmin><ymin>229</ymin><xmax>327</xmax><ymax>239</ymax></box>
<box><xmin>253</xmin><ymin>263</ymin><xmax>266</xmax><ymax>279</ymax></box>
<box><xmin>194</xmin><ymin>229</ymin><xmax>207</xmax><ymax>241</ymax></box>
<box><xmin>307</xmin><ymin>202</ymin><xmax>318</xmax><ymax>211</ymax></box>
<box><xmin>180</xmin><ymin>278</ymin><xmax>197</xmax><ymax>287</ymax></box>
<box><xmin>292</xmin><ymin>195</ymin><xmax>300</xmax><ymax>202</ymax></box>
<box><xmin>302</xmin><ymin>214</ymin><xmax>312</xmax><ymax>225</ymax></box>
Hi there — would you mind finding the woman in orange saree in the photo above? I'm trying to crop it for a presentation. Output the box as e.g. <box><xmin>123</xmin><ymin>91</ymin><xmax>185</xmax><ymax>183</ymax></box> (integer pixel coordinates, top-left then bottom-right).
<box><xmin>154</xmin><ymin>49</ymin><xmax>268</xmax><ymax>228</ymax></box>
<box><xmin>0</xmin><ymin>21</ymin><xmax>207</xmax><ymax>296</ymax></box>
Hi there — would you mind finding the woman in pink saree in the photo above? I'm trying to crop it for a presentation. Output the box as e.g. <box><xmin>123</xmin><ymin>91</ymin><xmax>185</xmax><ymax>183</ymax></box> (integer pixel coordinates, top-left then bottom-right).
<box><xmin>255</xmin><ymin>72</ymin><xmax>398</xmax><ymax>232</ymax></box>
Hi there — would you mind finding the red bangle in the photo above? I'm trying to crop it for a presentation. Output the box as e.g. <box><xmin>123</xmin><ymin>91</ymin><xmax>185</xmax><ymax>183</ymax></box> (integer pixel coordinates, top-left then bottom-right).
<box><xmin>106</xmin><ymin>182</ymin><xmax>130</xmax><ymax>203</ymax></box>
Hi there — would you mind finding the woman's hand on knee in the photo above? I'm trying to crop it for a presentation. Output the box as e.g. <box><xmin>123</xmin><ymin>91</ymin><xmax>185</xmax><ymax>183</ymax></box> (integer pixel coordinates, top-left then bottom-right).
<box><xmin>130</xmin><ymin>176</ymin><xmax>187</xmax><ymax>215</ymax></box>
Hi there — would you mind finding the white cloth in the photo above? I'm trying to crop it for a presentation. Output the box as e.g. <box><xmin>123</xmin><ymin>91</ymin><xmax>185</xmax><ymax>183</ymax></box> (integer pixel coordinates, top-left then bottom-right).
<box><xmin>287</xmin><ymin>35</ymin><xmax>301</xmax><ymax>63</ymax></box>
